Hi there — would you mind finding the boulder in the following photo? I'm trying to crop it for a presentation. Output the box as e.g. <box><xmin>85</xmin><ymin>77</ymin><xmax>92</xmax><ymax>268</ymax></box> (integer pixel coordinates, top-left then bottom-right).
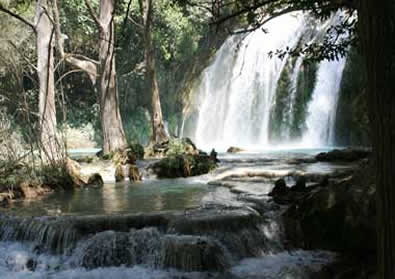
<box><xmin>149</xmin><ymin>154</ymin><xmax>216</xmax><ymax>178</ymax></box>
<box><xmin>315</xmin><ymin>148</ymin><xmax>371</xmax><ymax>162</ymax></box>
<box><xmin>87</xmin><ymin>173</ymin><xmax>104</xmax><ymax>187</ymax></box>
<box><xmin>66</xmin><ymin>158</ymin><xmax>86</xmax><ymax>187</ymax></box>
<box><xmin>269</xmin><ymin>179</ymin><xmax>289</xmax><ymax>196</ymax></box>
<box><xmin>145</xmin><ymin>138</ymin><xmax>199</xmax><ymax>158</ymax></box>
<box><xmin>227</xmin><ymin>146</ymin><xmax>245</xmax><ymax>153</ymax></box>
<box><xmin>161</xmin><ymin>235</ymin><xmax>229</xmax><ymax>272</ymax></box>
<box><xmin>128</xmin><ymin>165</ymin><xmax>142</xmax><ymax>182</ymax></box>
<box><xmin>283</xmin><ymin>163</ymin><xmax>376</xmax><ymax>253</ymax></box>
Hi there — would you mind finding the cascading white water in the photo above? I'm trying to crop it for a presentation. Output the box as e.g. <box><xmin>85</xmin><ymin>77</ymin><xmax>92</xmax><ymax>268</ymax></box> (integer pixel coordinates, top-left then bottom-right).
<box><xmin>302</xmin><ymin>58</ymin><xmax>346</xmax><ymax>147</ymax></box>
<box><xmin>194</xmin><ymin>13</ymin><xmax>306</xmax><ymax>151</ymax></box>
<box><xmin>191</xmin><ymin>13</ymin><xmax>347</xmax><ymax>150</ymax></box>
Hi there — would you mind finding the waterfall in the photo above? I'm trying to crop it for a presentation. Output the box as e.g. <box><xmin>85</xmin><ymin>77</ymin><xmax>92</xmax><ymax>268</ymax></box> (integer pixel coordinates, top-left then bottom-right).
<box><xmin>302</xmin><ymin>58</ymin><xmax>346</xmax><ymax>147</ymax></box>
<box><xmin>190</xmin><ymin>13</ymin><xmax>347</xmax><ymax>150</ymax></box>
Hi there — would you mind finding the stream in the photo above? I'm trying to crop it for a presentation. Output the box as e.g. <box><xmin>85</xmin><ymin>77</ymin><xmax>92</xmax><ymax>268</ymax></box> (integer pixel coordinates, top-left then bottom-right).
<box><xmin>0</xmin><ymin>148</ymin><xmax>354</xmax><ymax>279</ymax></box>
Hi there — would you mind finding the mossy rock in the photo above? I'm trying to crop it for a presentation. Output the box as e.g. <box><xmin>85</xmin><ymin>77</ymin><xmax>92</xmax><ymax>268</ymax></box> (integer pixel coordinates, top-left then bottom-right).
<box><xmin>145</xmin><ymin>138</ymin><xmax>199</xmax><ymax>158</ymax></box>
<box><xmin>150</xmin><ymin>154</ymin><xmax>216</xmax><ymax>178</ymax></box>
<box><xmin>87</xmin><ymin>173</ymin><xmax>104</xmax><ymax>187</ymax></box>
<box><xmin>167</xmin><ymin>138</ymin><xmax>198</xmax><ymax>156</ymax></box>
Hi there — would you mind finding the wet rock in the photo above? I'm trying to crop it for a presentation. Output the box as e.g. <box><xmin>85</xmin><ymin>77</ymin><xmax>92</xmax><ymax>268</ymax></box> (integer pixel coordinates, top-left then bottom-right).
<box><xmin>315</xmin><ymin>148</ymin><xmax>371</xmax><ymax>162</ymax></box>
<box><xmin>269</xmin><ymin>179</ymin><xmax>289</xmax><ymax>197</ymax></box>
<box><xmin>292</xmin><ymin>176</ymin><xmax>306</xmax><ymax>192</ymax></box>
<box><xmin>210</xmin><ymin>149</ymin><xmax>220</xmax><ymax>163</ymax></box>
<box><xmin>227</xmin><ymin>146</ymin><xmax>245</xmax><ymax>153</ymax></box>
<box><xmin>66</xmin><ymin>158</ymin><xmax>86</xmax><ymax>187</ymax></box>
<box><xmin>128</xmin><ymin>165</ymin><xmax>142</xmax><ymax>182</ymax></box>
<box><xmin>87</xmin><ymin>173</ymin><xmax>104</xmax><ymax>187</ymax></box>
<box><xmin>149</xmin><ymin>154</ymin><xmax>216</xmax><ymax>178</ymax></box>
<box><xmin>283</xmin><ymin>163</ymin><xmax>376</xmax><ymax>253</ymax></box>
<box><xmin>75</xmin><ymin>231</ymin><xmax>134</xmax><ymax>268</ymax></box>
<box><xmin>114</xmin><ymin>164</ymin><xmax>125</xmax><ymax>182</ymax></box>
<box><xmin>169</xmin><ymin>207</ymin><xmax>267</xmax><ymax>258</ymax></box>
<box><xmin>161</xmin><ymin>235</ymin><xmax>229</xmax><ymax>272</ymax></box>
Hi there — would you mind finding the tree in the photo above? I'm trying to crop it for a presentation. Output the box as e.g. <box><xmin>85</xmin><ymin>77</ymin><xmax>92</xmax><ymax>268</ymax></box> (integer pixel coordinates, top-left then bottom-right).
<box><xmin>137</xmin><ymin>0</ymin><xmax>169</xmax><ymax>144</ymax></box>
<box><xmin>358</xmin><ymin>2</ymin><xmax>395</xmax><ymax>278</ymax></box>
<box><xmin>54</xmin><ymin>0</ymin><xmax>128</xmax><ymax>155</ymax></box>
<box><xmin>0</xmin><ymin>0</ymin><xmax>62</xmax><ymax>162</ymax></box>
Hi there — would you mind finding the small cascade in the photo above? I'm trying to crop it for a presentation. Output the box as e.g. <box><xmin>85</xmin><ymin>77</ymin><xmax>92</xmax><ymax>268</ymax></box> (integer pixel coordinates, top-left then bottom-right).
<box><xmin>188</xmin><ymin>12</ymin><xmax>348</xmax><ymax>150</ymax></box>
<box><xmin>0</xmin><ymin>216</ymin><xmax>81</xmax><ymax>254</ymax></box>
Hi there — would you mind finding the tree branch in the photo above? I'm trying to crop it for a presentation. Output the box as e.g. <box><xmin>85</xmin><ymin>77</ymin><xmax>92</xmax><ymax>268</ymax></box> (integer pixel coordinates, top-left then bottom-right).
<box><xmin>0</xmin><ymin>3</ymin><xmax>36</xmax><ymax>33</ymax></box>
<box><xmin>84</xmin><ymin>0</ymin><xmax>103</xmax><ymax>31</ymax></box>
<box><xmin>52</xmin><ymin>0</ymin><xmax>98</xmax><ymax>85</ymax></box>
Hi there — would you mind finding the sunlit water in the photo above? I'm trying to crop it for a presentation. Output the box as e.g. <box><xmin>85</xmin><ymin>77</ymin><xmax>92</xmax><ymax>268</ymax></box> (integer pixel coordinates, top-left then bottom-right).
<box><xmin>5</xmin><ymin>178</ymin><xmax>211</xmax><ymax>217</ymax></box>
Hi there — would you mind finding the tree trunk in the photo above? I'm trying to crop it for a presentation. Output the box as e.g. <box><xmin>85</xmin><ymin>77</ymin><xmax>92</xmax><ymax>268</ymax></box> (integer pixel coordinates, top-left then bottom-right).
<box><xmin>97</xmin><ymin>0</ymin><xmax>127</xmax><ymax>154</ymax></box>
<box><xmin>139</xmin><ymin>0</ymin><xmax>169</xmax><ymax>144</ymax></box>
<box><xmin>36</xmin><ymin>0</ymin><xmax>60</xmax><ymax>161</ymax></box>
<box><xmin>359</xmin><ymin>2</ymin><xmax>395</xmax><ymax>278</ymax></box>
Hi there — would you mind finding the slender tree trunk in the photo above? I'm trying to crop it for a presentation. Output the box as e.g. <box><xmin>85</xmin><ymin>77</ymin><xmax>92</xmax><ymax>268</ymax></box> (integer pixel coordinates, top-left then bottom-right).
<box><xmin>36</xmin><ymin>0</ymin><xmax>60</xmax><ymax>161</ymax></box>
<box><xmin>139</xmin><ymin>0</ymin><xmax>169</xmax><ymax>144</ymax></box>
<box><xmin>97</xmin><ymin>0</ymin><xmax>127</xmax><ymax>154</ymax></box>
<box><xmin>53</xmin><ymin>0</ymin><xmax>127</xmax><ymax>155</ymax></box>
<box><xmin>359</xmin><ymin>2</ymin><xmax>395</xmax><ymax>278</ymax></box>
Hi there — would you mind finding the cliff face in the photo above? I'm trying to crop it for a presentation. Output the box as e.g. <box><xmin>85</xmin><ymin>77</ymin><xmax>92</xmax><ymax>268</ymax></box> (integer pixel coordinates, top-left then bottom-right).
<box><xmin>335</xmin><ymin>49</ymin><xmax>370</xmax><ymax>147</ymax></box>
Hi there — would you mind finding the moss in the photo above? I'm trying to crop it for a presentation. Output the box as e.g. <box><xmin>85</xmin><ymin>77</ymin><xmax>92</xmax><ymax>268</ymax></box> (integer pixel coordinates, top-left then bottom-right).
<box><xmin>269</xmin><ymin>58</ymin><xmax>294</xmax><ymax>141</ymax></box>
<box><xmin>291</xmin><ymin>60</ymin><xmax>318</xmax><ymax>138</ymax></box>
<box><xmin>151</xmin><ymin>154</ymin><xmax>216</xmax><ymax>178</ymax></box>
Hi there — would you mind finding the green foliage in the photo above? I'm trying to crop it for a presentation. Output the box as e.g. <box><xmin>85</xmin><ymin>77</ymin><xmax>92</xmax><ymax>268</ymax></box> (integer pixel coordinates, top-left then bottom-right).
<box><xmin>123</xmin><ymin>107</ymin><xmax>151</xmax><ymax>146</ymax></box>
<box><xmin>167</xmin><ymin>138</ymin><xmax>197</xmax><ymax>156</ymax></box>
<box><xmin>35</xmin><ymin>163</ymin><xmax>74</xmax><ymax>190</ymax></box>
<box><xmin>128</xmin><ymin>143</ymin><xmax>145</xmax><ymax>160</ymax></box>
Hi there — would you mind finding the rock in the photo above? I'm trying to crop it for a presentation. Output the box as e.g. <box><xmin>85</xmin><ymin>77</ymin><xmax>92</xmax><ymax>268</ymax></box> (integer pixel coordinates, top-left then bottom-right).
<box><xmin>210</xmin><ymin>149</ymin><xmax>220</xmax><ymax>163</ymax></box>
<box><xmin>65</xmin><ymin>158</ymin><xmax>86</xmax><ymax>187</ymax></box>
<box><xmin>114</xmin><ymin>164</ymin><xmax>125</xmax><ymax>182</ymax></box>
<box><xmin>283</xmin><ymin>163</ymin><xmax>376</xmax><ymax>253</ymax></box>
<box><xmin>128</xmin><ymin>165</ymin><xmax>142</xmax><ymax>182</ymax></box>
<box><xmin>75</xmin><ymin>231</ymin><xmax>134</xmax><ymax>268</ymax></box>
<box><xmin>145</xmin><ymin>138</ymin><xmax>199</xmax><ymax>158</ymax></box>
<box><xmin>269</xmin><ymin>179</ymin><xmax>289</xmax><ymax>196</ymax></box>
<box><xmin>87</xmin><ymin>173</ymin><xmax>104</xmax><ymax>187</ymax></box>
<box><xmin>292</xmin><ymin>176</ymin><xmax>306</xmax><ymax>192</ymax></box>
<box><xmin>149</xmin><ymin>154</ymin><xmax>216</xmax><ymax>178</ymax></box>
<box><xmin>161</xmin><ymin>235</ymin><xmax>229</xmax><ymax>272</ymax></box>
<box><xmin>315</xmin><ymin>148</ymin><xmax>371</xmax><ymax>162</ymax></box>
<box><xmin>227</xmin><ymin>146</ymin><xmax>245</xmax><ymax>153</ymax></box>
